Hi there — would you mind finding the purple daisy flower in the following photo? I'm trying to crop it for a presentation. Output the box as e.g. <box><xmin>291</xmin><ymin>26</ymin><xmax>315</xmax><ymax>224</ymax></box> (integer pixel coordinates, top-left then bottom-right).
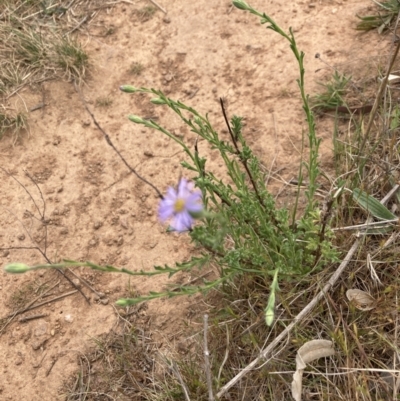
<box><xmin>158</xmin><ymin>178</ymin><xmax>203</xmax><ymax>232</ymax></box>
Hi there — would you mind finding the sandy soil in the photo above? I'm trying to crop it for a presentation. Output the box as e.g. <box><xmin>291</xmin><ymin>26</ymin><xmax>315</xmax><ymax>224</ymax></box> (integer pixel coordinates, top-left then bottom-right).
<box><xmin>0</xmin><ymin>0</ymin><xmax>387</xmax><ymax>399</ymax></box>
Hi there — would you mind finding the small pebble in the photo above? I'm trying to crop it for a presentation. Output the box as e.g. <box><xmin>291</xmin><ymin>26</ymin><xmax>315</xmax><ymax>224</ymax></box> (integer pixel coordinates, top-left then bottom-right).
<box><xmin>100</xmin><ymin>298</ymin><xmax>109</xmax><ymax>305</ymax></box>
<box><xmin>72</xmin><ymin>278</ymin><xmax>81</xmax><ymax>288</ymax></box>
<box><xmin>94</xmin><ymin>221</ymin><xmax>103</xmax><ymax>230</ymax></box>
<box><xmin>64</xmin><ymin>314</ymin><xmax>73</xmax><ymax>323</ymax></box>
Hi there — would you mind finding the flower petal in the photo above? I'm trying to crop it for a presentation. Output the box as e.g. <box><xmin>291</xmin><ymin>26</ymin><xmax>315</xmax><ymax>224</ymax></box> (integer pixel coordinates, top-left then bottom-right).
<box><xmin>177</xmin><ymin>178</ymin><xmax>188</xmax><ymax>197</ymax></box>
<box><xmin>165</xmin><ymin>186</ymin><xmax>178</xmax><ymax>201</ymax></box>
<box><xmin>158</xmin><ymin>204</ymin><xmax>174</xmax><ymax>221</ymax></box>
<box><xmin>172</xmin><ymin>211</ymin><xmax>193</xmax><ymax>232</ymax></box>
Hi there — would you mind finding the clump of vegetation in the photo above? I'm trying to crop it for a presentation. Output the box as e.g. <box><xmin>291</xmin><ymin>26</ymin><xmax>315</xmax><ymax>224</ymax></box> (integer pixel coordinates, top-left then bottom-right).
<box><xmin>138</xmin><ymin>6</ymin><xmax>157</xmax><ymax>21</ymax></box>
<box><xmin>0</xmin><ymin>1</ymin><xmax>90</xmax><ymax>93</ymax></box>
<box><xmin>0</xmin><ymin>109</ymin><xmax>28</xmax><ymax>143</ymax></box>
<box><xmin>54</xmin><ymin>36</ymin><xmax>89</xmax><ymax>82</ymax></box>
<box><xmin>0</xmin><ymin>0</ymin><xmax>91</xmax><ymax>139</ymax></box>
<box><xmin>356</xmin><ymin>0</ymin><xmax>400</xmax><ymax>33</ymax></box>
<box><xmin>311</xmin><ymin>71</ymin><xmax>351</xmax><ymax>112</ymax></box>
<box><xmin>130</xmin><ymin>61</ymin><xmax>145</xmax><ymax>75</ymax></box>
<box><xmin>95</xmin><ymin>96</ymin><xmax>113</xmax><ymax>108</ymax></box>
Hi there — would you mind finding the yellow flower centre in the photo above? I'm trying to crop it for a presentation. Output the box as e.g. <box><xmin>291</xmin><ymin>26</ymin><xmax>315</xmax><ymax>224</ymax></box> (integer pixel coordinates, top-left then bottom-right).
<box><xmin>174</xmin><ymin>198</ymin><xmax>185</xmax><ymax>213</ymax></box>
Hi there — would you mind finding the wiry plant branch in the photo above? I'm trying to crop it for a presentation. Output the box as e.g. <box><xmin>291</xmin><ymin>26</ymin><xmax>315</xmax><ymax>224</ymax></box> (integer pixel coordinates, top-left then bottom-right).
<box><xmin>0</xmin><ymin>169</ymin><xmax>90</xmax><ymax>304</ymax></box>
<box><xmin>74</xmin><ymin>83</ymin><xmax>163</xmax><ymax>199</ymax></box>
<box><xmin>219</xmin><ymin>98</ymin><xmax>264</xmax><ymax>206</ymax></box>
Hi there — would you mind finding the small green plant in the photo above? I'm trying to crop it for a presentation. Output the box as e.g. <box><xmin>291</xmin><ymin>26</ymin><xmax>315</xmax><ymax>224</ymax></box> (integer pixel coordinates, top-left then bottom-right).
<box><xmin>104</xmin><ymin>26</ymin><xmax>116</xmax><ymax>36</ymax></box>
<box><xmin>138</xmin><ymin>6</ymin><xmax>157</xmax><ymax>20</ymax></box>
<box><xmin>0</xmin><ymin>110</ymin><xmax>28</xmax><ymax>143</ymax></box>
<box><xmin>356</xmin><ymin>0</ymin><xmax>400</xmax><ymax>33</ymax></box>
<box><xmin>311</xmin><ymin>71</ymin><xmax>351</xmax><ymax>112</ymax></box>
<box><xmin>95</xmin><ymin>96</ymin><xmax>113</xmax><ymax>108</ymax></box>
<box><xmin>130</xmin><ymin>61</ymin><xmax>144</xmax><ymax>75</ymax></box>
<box><xmin>7</xmin><ymin>281</ymin><xmax>36</xmax><ymax>310</ymax></box>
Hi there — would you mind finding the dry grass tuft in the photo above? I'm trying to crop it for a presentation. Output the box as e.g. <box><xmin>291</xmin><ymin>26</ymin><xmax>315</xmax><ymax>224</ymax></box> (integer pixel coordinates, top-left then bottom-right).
<box><xmin>0</xmin><ymin>0</ymin><xmax>107</xmax><ymax>140</ymax></box>
<box><xmin>64</xmin><ymin>303</ymin><xmax>158</xmax><ymax>401</ymax></box>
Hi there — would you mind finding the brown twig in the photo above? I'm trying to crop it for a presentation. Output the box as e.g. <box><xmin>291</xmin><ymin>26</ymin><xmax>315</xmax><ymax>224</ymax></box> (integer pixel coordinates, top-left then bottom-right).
<box><xmin>0</xmin><ymin>280</ymin><xmax>60</xmax><ymax>335</ymax></box>
<box><xmin>19</xmin><ymin>313</ymin><xmax>48</xmax><ymax>322</ymax></box>
<box><xmin>74</xmin><ymin>83</ymin><xmax>163</xmax><ymax>199</ymax></box>
<box><xmin>3</xmin><ymin>290</ymin><xmax>77</xmax><ymax>322</ymax></box>
<box><xmin>19</xmin><ymin>290</ymin><xmax>78</xmax><ymax>313</ymax></box>
<box><xmin>167</xmin><ymin>359</ymin><xmax>191</xmax><ymax>401</ymax></box>
<box><xmin>219</xmin><ymin>98</ymin><xmax>268</xmax><ymax>210</ymax></box>
<box><xmin>147</xmin><ymin>0</ymin><xmax>166</xmax><ymax>14</ymax></box>
<box><xmin>359</xmin><ymin>39</ymin><xmax>400</xmax><ymax>155</ymax></box>
<box><xmin>67</xmin><ymin>268</ymin><xmax>105</xmax><ymax>298</ymax></box>
<box><xmin>203</xmin><ymin>314</ymin><xmax>215</xmax><ymax>401</ymax></box>
<box><xmin>45</xmin><ymin>356</ymin><xmax>59</xmax><ymax>376</ymax></box>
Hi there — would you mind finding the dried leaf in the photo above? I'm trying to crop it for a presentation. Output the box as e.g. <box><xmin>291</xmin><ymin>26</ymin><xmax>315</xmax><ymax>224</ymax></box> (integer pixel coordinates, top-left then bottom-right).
<box><xmin>346</xmin><ymin>289</ymin><xmax>376</xmax><ymax>311</ymax></box>
<box><xmin>291</xmin><ymin>340</ymin><xmax>335</xmax><ymax>401</ymax></box>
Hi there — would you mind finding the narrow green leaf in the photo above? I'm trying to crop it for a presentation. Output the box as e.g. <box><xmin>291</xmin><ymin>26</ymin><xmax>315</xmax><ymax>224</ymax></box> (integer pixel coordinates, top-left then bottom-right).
<box><xmin>353</xmin><ymin>188</ymin><xmax>397</xmax><ymax>220</ymax></box>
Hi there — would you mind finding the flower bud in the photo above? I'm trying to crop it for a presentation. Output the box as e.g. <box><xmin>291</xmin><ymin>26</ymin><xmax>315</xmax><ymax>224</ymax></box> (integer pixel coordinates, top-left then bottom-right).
<box><xmin>265</xmin><ymin>292</ymin><xmax>275</xmax><ymax>326</ymax></box>
<box><xmin>128</xmin><ymin>115</ymin><xmax>145</xmax><ymax>124</ymax></box>
<box><xmin>119</xmin><ymin>85</ymin><xmax>137</xmax><ymax>93</ymax></box>
<box><xmin>265</xmin><ymin>307</ymin><xmax>275</xmax><ymax>327</ymax></box>
<box><xmin>150</xmin><ymin>98</ymin><xmax>166</xmax><ymax>105</ymax></box>
<box><xmin>4</xmin><ymin>262</ymin><xmax>30</xmax><ymax>274</ymax></box>
<box><xmin>232</xmin><ymin>0</ymin><xmax>249</xmax><ymax>10</ymax></box>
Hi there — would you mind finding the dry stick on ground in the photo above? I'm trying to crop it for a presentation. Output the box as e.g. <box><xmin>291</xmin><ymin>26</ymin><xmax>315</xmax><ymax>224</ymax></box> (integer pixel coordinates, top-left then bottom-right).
<box><xmin>9</xmin><ymin>291</ymin><xmax>78</xmax><ymax>319</ymax></box>
<box><xmin>147</xmin><ymin>0</ymin><xmax>167</xmax><ymax>14</ymax></box>
<box><xmin>19</xmin><ymin>313</ymin><xmax>48</xmax><ymax>322</ymax></box>
<box><xmin>203</xmin><ymin>314</ymin><xmax>215</xmax><ymax>401</ymax></box>
<box><xmin>0</xmin><ymin>279</ymin><xmax>60</xmax><ymax>335</ymax></box>
<box><xmin>0</xmin><ymin>168</ymin><xmax>90</xmax><ymax>304</ymax></box>
<box><xmin>358</xmin><ymin>36</ymin><xmax>400</xmax><ymax>156</ymax></box>
<box><xmin>168</xmin><ymin>360</ymin><xmax>191</xmax><ymax>401</ymax></box>
<box><xmin>67</xmin><ymin>267</ymin><xmax>106</xmax><ymax>299</ymax></box>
